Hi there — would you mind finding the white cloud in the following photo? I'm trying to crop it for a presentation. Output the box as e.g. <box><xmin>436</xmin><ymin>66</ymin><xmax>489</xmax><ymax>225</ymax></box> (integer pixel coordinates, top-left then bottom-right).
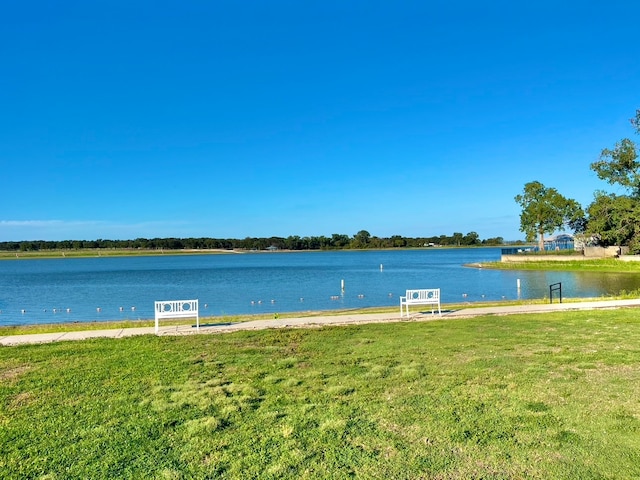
<box><xmin>0</xmin><ymin>220</ymin><xmax>64</xmax><ymax>227</ymax></box>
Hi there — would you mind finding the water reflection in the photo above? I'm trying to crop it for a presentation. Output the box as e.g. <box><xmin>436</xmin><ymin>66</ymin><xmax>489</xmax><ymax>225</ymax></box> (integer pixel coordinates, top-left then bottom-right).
<box><xmin>513</xmin><ymin>270</ymin><xmax>640</xmax><ymax>300</ymax></box>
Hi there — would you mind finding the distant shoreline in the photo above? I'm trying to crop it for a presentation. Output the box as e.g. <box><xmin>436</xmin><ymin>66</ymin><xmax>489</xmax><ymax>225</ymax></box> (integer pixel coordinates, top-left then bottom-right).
<box><xmin>0</xmin><ymin>245</ymin><xmax>508</xmax><ymax>261</ymax></box>
<box><xmin>0</xmin><ymin>248</ymin><xmax>243</xmax><ymax>260</ymax></box>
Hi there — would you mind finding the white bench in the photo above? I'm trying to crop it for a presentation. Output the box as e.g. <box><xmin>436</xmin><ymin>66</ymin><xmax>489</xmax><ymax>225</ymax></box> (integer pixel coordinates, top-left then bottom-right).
<box><xmin>400</xmin><ymin>289</ymin><xmax>441</xmax><ymax>317</ymax></box>
<box><xmin>154</xmin><ymin>299</ymin><xmax>199</xmax><ymax>334</ymax></box>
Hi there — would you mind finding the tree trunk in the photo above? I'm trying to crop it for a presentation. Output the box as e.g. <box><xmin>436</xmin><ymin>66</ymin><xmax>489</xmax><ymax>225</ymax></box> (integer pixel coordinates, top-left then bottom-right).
<box><xmin>538</xmin><ymin>232</ymin><xmax>545</xmax><ymax>251</ymax></box>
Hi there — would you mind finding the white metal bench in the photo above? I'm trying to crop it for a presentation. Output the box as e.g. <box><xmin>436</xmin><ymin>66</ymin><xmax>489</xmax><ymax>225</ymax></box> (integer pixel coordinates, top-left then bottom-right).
<box><xmin>154</xmin><ymin>299</ymin><xmax>199</xmax><ymax>334</ymax></box>
<box><xmin>400</xmin><ymin>289</ymin><xmax>441</xmax><ymax>317</ymax></box>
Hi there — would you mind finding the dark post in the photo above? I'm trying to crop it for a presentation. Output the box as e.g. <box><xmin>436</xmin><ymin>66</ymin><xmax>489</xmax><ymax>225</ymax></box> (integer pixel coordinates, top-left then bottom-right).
<box><xmin>549</xmin><ymin>282</ymin><xmax>562</xmax><ymax>304</ymax></box>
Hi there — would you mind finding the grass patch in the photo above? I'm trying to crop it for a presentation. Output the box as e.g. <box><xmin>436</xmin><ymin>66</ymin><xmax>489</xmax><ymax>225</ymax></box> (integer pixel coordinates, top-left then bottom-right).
<box><xmin>1</xmin><ymin>310</ymin><xmax>640</xmax><ymax>478</ymax></box>
<box><xmin>481</xmin><ymin>258</ymin><xmax>640</xmax><ymax>272</ymax></box>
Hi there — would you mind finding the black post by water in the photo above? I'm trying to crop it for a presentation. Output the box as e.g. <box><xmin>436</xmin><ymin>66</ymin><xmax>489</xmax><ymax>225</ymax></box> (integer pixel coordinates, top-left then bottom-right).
<box><xmin>549</xmin><ymin>282</ymin><xmax>562</xmax><ymax>304</ymax></box>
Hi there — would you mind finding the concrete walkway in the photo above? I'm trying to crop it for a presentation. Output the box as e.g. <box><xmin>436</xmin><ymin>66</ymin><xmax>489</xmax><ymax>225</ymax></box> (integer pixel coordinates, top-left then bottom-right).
<box><xmin>2</xmin><ymin>298</ymin><xmax>640</xmax><ymax>346</ymax></box>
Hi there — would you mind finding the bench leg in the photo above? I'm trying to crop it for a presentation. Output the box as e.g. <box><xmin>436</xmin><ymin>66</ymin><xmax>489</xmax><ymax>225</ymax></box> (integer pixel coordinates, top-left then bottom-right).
<box><xmin>400</xmin><ymin>298</ymin><xmax>408</xmax><ymax>317</ymax></box>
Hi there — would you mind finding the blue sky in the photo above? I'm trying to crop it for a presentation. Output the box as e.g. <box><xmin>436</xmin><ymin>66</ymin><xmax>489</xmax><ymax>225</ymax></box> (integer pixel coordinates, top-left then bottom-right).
<box><xmin>1</xmin><ymin>1</ymin><xmax>638</xmax><ymax>242</ymax></box>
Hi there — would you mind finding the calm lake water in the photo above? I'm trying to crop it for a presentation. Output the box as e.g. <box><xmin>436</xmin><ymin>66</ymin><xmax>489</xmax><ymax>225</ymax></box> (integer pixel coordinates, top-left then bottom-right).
<box><xmin>1</xmin><ymin>248</ymin><xmax>639</xmax><ymax>326</ymax></box>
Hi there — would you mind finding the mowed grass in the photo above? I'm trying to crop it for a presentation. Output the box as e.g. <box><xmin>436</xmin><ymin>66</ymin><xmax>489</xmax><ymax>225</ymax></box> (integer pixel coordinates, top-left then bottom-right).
<box><xmin>482</xmin><ymin>258</ymin><xmax>640</xmax><ymax>273</ymax></box>
<box><xmin>1</xmin><ymin>310</ymin><xmax>640</xmax><ymax>479</ymax></box>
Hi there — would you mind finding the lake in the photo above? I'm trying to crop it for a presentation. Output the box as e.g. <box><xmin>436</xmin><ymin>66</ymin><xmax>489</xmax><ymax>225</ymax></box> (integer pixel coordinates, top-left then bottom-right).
<box><xmin>1</xmin><ymin>248</ymin><xmax>639</xmax><ymax>326</ymax></box>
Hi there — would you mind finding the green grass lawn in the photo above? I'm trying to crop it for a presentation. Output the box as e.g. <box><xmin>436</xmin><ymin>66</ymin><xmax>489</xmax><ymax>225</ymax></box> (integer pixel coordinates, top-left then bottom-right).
<box><xmin>1</xmin><ymin>310</ymin><xmax>640</xmax><ymax>479</ymax></box>
<box><xmin>482</xmin><ymin>257</ymin><xmax>640</xmax><ymax>273</ymax></box>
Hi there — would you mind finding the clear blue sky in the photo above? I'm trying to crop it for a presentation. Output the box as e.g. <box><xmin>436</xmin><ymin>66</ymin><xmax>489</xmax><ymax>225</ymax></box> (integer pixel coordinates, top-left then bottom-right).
<box><xmin>1</xmin><ymin>1</ymin><xmax>639</xmax><ymax>242</ymax></box>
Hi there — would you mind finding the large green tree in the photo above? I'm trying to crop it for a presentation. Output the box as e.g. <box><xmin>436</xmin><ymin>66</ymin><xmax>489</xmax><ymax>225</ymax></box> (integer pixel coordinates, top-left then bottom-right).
<box><xmin>515</xmin><ymin>181</ymin><xmax>584</xmax><ymax>251</ymax></box>
<box><xmin>351</xmin><ymin>230</ymin><xmax>371</xmax><ymax>248</ymax></box>
<box><xmin>462</xmin><ymin>231</ymin><xmax>481</xmax><ymax>245</ymax></box>
<box><xmin>586</xmin><ymin>109</ymin><xmax>640</xmax><ymax>252</ymax></box>
<box><xmin>586</xmin><ymin>192</ymin><xmax>640</xmax><ymax>251</ymax></box>
<box><xmin>590</xmin><ymin>138</ymin><xmax>640</xmax><ymax>196</ymax></box>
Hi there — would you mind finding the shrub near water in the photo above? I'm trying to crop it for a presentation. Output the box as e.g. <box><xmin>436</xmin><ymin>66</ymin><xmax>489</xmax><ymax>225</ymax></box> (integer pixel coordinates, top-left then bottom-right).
<box><xmin>1</xmin><ymin>310</ymin><xmax>640</xmax><ymax>479</ymax></box>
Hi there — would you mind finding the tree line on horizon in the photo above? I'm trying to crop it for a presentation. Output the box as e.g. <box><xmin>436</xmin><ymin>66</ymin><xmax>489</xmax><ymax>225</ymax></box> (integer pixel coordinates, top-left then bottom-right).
<box><xmin>515</xmin><ymin>108</ymin><xmax>640</xmax><ymax>253</ymax></box>
<box><xmin>1</xmin><ymin>230</ymin><xmax>511</xmax><ymax>252</ymax></box>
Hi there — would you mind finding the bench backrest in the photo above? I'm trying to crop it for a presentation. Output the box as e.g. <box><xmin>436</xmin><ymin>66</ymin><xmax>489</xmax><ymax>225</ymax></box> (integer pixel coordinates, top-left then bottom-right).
<box><xmin>406</xmin><ymin>289</ymin><xmax>440</xmax><ymax>302</ymax></box>
<box><xmin>154</xmin><ymin>299</ymin><xmax>199</xmax><ymax>334</ymax></box>
<box><xmin>155</xmin><ymin>300</ymin><xmax>199</xmax><ymax>319</ymax></box>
